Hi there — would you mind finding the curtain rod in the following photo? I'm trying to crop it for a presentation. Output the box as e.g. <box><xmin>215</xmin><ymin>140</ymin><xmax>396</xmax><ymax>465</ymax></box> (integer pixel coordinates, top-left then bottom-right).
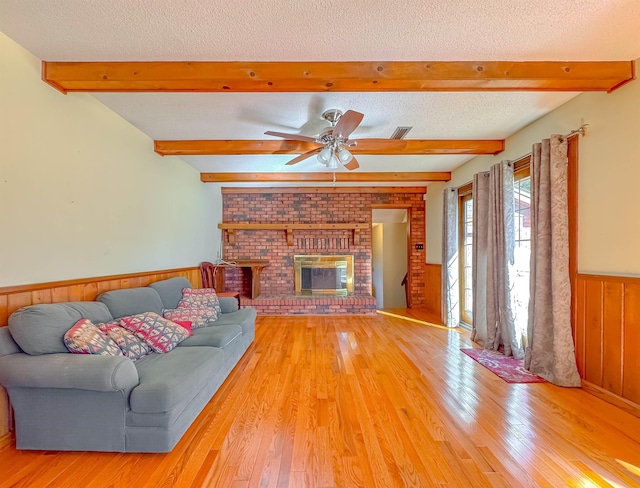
<box><xmin>563</xmin><ymin>123</ymin><xmax>589</xmax><ymax>140</ymax></box>
<box><xmin>451</xmin><ymin>123</ymin><xmax>588</xmax><ymax>192</ymax></box>
<box><xmin>509</xmin><ymin>123</ymin><xmax>588</xmax><ymax>163</ymax></box>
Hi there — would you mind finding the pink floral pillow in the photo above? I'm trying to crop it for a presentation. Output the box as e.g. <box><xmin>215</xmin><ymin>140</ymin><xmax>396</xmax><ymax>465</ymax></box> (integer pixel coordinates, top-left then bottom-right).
<box><xmin>98</xmin><ymin>321</ymin><xmax>151</xmax><ymax>361</ymax></box>
<box><xmin>178</xmin><ymin>288</ymin><xmax>222</xmax><ymax>317</ymax></box>
<box><xmin>118</xmin><ymin>312</ymin><xmax>191</xmax><ymax>353</ymax></box>
<box><xmin>163</xmin><ymin>307</ymin><xmax>218</xmax><ymax>328</ymax></box>
<box><xmin>64</xmin><ymin>319</ymin><xmax>123</xmax><ymax>357</ymax></box>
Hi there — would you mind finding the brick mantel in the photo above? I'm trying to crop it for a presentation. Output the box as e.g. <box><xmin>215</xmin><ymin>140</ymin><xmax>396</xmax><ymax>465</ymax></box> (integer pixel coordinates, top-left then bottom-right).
<box><xmin>220</xmin><ymin>186</ymin><xmax>426</xmax><ymax>312</ymax></box>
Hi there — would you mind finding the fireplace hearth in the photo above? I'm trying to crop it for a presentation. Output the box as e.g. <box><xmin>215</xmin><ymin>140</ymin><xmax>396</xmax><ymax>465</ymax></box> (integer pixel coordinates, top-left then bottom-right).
<box><xmin>294</xmin><ymin>255</ymin><xmax>354</xmax><ymax>296</ymax></box>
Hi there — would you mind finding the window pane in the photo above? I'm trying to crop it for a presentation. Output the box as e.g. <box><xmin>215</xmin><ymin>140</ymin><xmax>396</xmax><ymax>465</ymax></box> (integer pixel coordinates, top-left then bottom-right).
<box><xmin>512</xmin><ymin>176</ymin><xmax>531</xmax><ymax>349</ymax></box>
<box><xmin>460</xmin><ymin>196</ymin><xmax>473</xmax><ymax>323</ymax></box>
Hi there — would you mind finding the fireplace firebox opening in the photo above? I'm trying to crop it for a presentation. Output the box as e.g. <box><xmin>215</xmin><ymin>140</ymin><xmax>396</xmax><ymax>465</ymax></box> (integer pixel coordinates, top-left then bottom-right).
<box><xmin>294</xmin><ymin>255</ymin><xmax>354</xmax><ymax>296</ymax></box>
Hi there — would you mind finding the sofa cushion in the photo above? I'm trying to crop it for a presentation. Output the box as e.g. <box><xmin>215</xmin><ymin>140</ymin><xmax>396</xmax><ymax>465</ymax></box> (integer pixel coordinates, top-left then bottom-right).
<box><xmin>98</xmin><ymin>322</ymin><xmax>151</xmax><ymax>361</ymax></box>
<box><xmin>119</xmin><ymin>312</ymin><xmax>191</xmax><ymax>353</ymax></box>
<box><xmin>162</xmin><ymin>307</ymin><xmax>218</xmax><ymax>329</ymax></box>
<box><xmin>149</xmin><ymin>277</ymin><xmax>192</xmax><ymax>310</ymax></box>
<box><xmin>8</xmin><ymin>302</ymin><xmax>114</xmax><ymax>356</ymax></box>
<box><xmin>213</xmin><ymin>308</ymin><xmax>257</xmax><ymax>337</ymax></box>
<box><xmin>97</xmin><ymin>288</ymin><xmax>164</xmax><ymax>319</ymax></box>
<box><xmin>178</xmin><ymin>288</ymin><xmax>222</xmax><ymax>317</ymax></box>
<box><xmin>179</xmin><ymin>325</ymin><xmax>242</xmax><ymax>348</ymax></box>
<box><xmin>64</xmin><ymin>319</ymin><xmax>123</xmax><ymax>357</ymax></box>
<box><xmin>130</xmin><ymin>346</ymin><xmax>224</xmax><ymax>413</ymax></box>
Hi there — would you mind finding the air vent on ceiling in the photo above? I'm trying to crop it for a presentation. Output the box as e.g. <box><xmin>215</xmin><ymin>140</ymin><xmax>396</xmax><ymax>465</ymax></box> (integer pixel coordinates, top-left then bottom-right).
<box><xmin>390</xmin><ymin>126</ymin><xmax>412</xmax><ymax>139</ymax></box>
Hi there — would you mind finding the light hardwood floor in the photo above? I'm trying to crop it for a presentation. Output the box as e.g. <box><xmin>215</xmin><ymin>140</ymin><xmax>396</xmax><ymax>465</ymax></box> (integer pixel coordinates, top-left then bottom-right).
<box><xmin>1</xmin><ymin>312</ymin><xmax>640</xmax><ymax>487</ymax></box>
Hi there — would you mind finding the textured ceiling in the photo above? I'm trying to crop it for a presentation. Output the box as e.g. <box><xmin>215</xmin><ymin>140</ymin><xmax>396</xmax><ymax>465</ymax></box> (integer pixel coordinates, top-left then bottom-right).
<box><xmin>3</xmin><ymin>0</ymin><xmax>639</xmax><ymax>61</ymax></box>
<box><xmin>1</xmin><ymin>0</ymin><xmax>639</xmax><ymax>180</ymax></box>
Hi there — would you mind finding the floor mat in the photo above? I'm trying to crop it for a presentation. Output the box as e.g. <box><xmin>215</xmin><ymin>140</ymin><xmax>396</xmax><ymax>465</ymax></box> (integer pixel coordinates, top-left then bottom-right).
<box><xmin>461</xmin><ymin>348</ymin><xmax>546</xmax><ymax>383</ymax></box>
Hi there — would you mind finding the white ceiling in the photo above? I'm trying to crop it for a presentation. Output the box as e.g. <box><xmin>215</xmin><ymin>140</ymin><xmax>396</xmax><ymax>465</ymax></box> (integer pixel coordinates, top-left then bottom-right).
<box><xmin>1</xmin><ymin>0</ymin><xmax>639</xmax><ymax>179</ymax></box>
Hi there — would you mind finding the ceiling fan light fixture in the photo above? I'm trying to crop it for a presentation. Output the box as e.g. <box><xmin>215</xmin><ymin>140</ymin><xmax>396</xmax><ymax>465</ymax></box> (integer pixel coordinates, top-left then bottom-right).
<box><xmin>337</xmin><ymin>148</ymin><xmax>353</xmax><ymax>163</ymax></box>
<box><xmin>269</xmin><ymin>108</ymin><xmax>365</xmax><ymax>171</ymax></box>
<box><xmin>326</xmin><ymin>155</ymin><xmax>339</xmax><ymax>170</ymax></box>
<box><xmin>317</xmin><ymin>147</ymin><xmax>332</xmax><ymax>164</ymax></box>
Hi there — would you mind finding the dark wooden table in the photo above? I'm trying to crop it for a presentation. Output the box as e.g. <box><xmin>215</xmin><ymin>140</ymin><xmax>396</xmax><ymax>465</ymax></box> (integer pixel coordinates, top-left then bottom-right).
<box><xmin>212</xmin><ymin>260</ymin><xmax>269</xmax><ymax>299</ymax></box>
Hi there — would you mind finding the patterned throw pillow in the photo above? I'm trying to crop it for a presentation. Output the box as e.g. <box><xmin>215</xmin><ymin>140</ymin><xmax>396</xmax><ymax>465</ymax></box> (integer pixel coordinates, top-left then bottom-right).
<box><xmin>179</xmin><ymin>288</ymin><xmax>222</xmax><ymax>317</ymax></box>
<box><xmin>98</xmin><ymin>321</ymin><xmax>151</xmax><ymax>361</ymax></box>
<box><xmin>64</xmin><ymin>319</ymin><xmax>123</xmax><ymax>357</ymax></box>
<box><xmin>118</xmin><ymin>312</ymin><xmax>192</xmax><ymax>353</ymax></box>
<box><xmin>163</xmin><ymin>307</ymin><xmax>218</xmax><ymax>328</ymax></box>
<box><xmin>173</xmin><ymin>321</ymin><xmax>193</xmax><ymax>333</ymax></box>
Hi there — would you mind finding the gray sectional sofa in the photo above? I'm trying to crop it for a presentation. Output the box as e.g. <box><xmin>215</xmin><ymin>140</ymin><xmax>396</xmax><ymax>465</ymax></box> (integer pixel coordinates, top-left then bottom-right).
<box><xmin>0</xmin><ymin>277</ymin><xmax>256</xmax><ymax>452</ymax></box>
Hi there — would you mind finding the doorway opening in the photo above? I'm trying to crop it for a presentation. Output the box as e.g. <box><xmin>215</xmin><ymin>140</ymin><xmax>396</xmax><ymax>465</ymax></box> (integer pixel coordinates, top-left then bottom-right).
<box><xmin>371</xmin><ymin>208</ymin><xmax>409</xmax><ymax>309</ymax></box>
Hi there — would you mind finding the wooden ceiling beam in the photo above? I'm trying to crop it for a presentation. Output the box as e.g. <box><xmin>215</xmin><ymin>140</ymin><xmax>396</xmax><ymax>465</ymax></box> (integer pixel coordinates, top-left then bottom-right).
<box><xmin>155</xmin><ymin>139</ymin><xmax>505</xmax><ymax>156</ymax></box>
<box><xmin>43</xmin><ymin>61</ymin><xmax>635</xmax><ymax>93</ymax></box>
<box><xmin>200</xmin><ymin>172</ymin><xmax>451</xmax><ymax>183</ymax></box>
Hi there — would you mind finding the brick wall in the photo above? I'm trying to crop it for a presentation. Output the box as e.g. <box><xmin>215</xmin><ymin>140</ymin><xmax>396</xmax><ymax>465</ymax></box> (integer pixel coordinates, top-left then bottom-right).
<box><xmin>221</xmin><ymin>188</ymin><xmax>426</xmax><ymax>307</ymax></box>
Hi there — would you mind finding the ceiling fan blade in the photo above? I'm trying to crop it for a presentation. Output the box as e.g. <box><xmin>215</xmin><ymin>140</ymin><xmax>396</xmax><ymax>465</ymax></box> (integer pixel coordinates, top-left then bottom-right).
<box><xmin>264</xmin><ymin>131</ymin><xmax>317</xmax><ymax>143</ymax></box>
<box><xmin>343</xmin><ymin>156</ymin><xmax>360</xmax><ymax>171</ymax></box>
<box><xmin>332</xmin><ymin>110</ymin><xmax>364</xmax><ymax>139</ymax></box>
<box><xmin>285</xmin><ymin>148</ymin><xmax>321</xmax><ymax>165</ymax></box>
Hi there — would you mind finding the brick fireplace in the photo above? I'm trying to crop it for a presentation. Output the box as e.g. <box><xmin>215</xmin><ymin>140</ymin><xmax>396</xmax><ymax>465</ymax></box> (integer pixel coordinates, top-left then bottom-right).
<box><xmin>219</xmin><ymin>187</ymin><xmax>426</xmax><ymax>315</ymax></box>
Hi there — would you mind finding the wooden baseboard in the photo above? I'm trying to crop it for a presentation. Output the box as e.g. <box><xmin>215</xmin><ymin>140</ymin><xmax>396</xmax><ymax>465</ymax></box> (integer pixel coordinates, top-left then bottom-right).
<box><xmin>0</xmin><ymin>432</ymin><xmax>11</xmax><ymax>449</ymax></box>
<box><xmin>582</xmin><ymin>381</ymin><xmax>640</xmax><ymax>419</ymax></box>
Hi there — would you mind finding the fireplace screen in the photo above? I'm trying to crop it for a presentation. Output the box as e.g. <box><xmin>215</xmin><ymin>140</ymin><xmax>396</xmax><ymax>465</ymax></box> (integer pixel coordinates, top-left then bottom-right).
<box><xmin>294</xmin><ymin>255</ymin><xmax>354</xmax><ymax>296</ymax></box>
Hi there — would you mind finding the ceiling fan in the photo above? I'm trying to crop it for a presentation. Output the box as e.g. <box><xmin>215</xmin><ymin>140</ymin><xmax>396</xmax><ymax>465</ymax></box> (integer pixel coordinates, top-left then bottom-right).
<box><xmin>264</xmin><ymin>109</ymin><xmax>367</xmax><ymax>171</ymax></box>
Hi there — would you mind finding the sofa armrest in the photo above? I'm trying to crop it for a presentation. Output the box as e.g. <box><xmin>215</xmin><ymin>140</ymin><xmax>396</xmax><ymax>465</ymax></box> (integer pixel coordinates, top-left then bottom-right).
<box><xmin>219</xmin><ymin>297</ymin><xmax>239</xmax><ymax>313</ymax></box>
<box><xmin>0</xmin><ymin>327</ymin><xmax>21</xmax><ymax>357</ymax></box>
<box><xmin>0</xmin><ymin>353</ymin><xmax>139</xmax><ymax>393</ymax></box>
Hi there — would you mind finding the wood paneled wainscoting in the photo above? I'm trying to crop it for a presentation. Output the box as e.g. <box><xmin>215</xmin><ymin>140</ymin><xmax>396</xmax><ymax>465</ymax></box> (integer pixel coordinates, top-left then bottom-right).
<box><xmin>424</xmin><ymin>263</ymin><xmax>442</xmax><ymax>319</ymax></box>
<box><xmin>0</xmin><ymin>266</ymin><xmax>202</xmax><ymax>444</ymax></box>
<box><xmin>574</xmin><ymin>273</ymin><xmax>640</xmax><ymax>417</ymax></box>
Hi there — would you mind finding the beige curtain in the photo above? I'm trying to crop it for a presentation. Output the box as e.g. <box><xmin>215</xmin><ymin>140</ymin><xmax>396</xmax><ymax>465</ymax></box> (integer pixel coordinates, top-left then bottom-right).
<box><xmin>525</xmin><ymin>136</ymin><xmax>581</xmax><ymax>387</ymax></box>
<box><xmin>442</xmin><ymin>188</ymin><xmax>459</xmax><ymax>327</ymax></box>
<box><xmin>471</xmin><ymin>161</ymin><xmax>522</xmax><ymax>358</ymax></box>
